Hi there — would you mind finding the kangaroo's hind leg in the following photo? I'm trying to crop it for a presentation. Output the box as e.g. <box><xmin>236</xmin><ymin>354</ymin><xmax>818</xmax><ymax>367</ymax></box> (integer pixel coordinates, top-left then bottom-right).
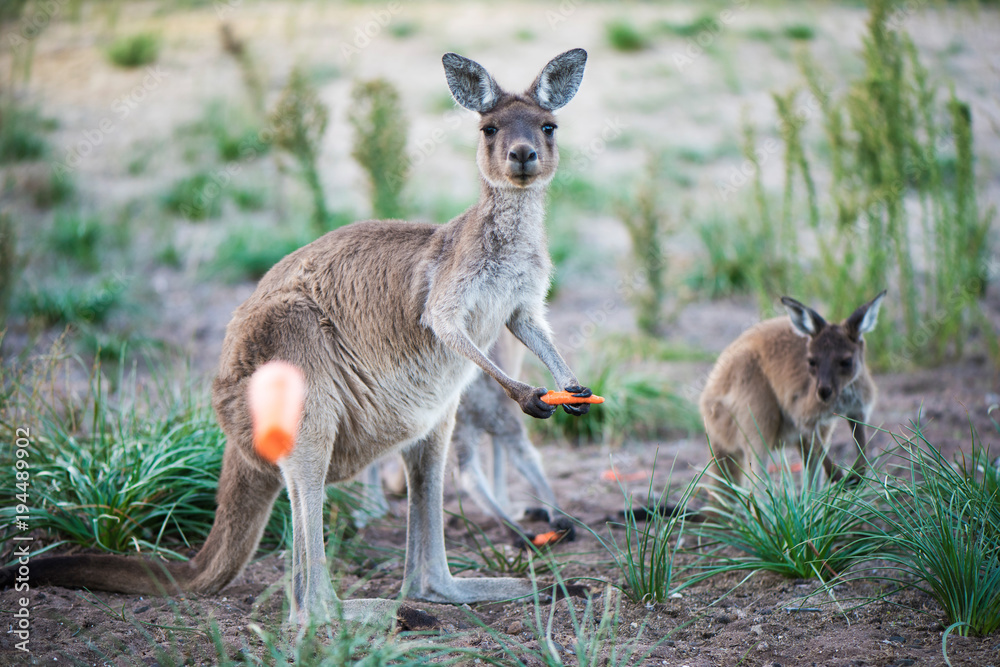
<box><xmin>403</xmin><ymin>402</ymin><xmax>533</xmax><ymax>604</ymax></box>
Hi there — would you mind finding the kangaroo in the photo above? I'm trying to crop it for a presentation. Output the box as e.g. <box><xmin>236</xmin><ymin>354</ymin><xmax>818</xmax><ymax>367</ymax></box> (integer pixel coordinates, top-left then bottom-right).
<box><xmin>699</xmin><ymin>291</ymin><xmax>885</xmax><ymax>490</ymax></box>
<box><xmin>0</xmin><ymin>49</ymin><xmax>592</xmax><ymax>628</ymax></box>
<box><xmin>357</xmin><ymin>331</ymin><xmax>572</xmax><ymax>543</ymax></box>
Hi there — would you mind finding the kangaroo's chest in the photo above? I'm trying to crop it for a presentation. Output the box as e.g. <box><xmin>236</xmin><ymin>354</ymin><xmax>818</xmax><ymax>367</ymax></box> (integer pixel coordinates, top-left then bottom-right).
<box><xmin>462</xmin><ymin>246</ymin><xmax>550</xmax><ymax>348</ymax></box>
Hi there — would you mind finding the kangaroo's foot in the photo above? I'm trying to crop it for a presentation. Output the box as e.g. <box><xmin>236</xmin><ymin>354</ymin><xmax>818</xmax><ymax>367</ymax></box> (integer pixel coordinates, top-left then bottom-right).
<box><xmin>409</xmin><ymin>574</ymin><xmax>535</xmax><ymax>604</ymax></box>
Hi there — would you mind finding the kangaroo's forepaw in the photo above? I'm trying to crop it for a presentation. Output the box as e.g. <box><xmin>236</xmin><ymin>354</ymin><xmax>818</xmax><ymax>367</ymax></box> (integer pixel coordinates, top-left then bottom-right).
<box><xmin>523</xmin><ymin>507</ymin><xmax>551</xmax><ymax>523</ymax></box>
<box><xmin>396</xmin><ymin>605</ymin><xmax>441</xmax><ymax>632</ymax></box>
<box><xmin>545</xmin><ymin>581</ymin><xmax>592</xmax><ymax>600</ymax></box>
<box><xmin>550</xmin><ymin>516</ymin><xmax>576</xmax><ymax>542</ymax></box>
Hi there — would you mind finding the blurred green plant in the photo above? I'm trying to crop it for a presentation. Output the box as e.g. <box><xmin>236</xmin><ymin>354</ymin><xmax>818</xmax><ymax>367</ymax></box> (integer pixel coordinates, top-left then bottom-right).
<box><xmin>619</xmin><ymin>156</ymin><xmax>671</xmax><ymax>335</ymax></box>
<box><xmin>606</xmin><ymin>19</ymin><xmax>649</xmax><ymax>52</ymax></box>
<box><xmin>31</xmin><ymin>166</ymin><xmax>75</xmax><ymax>209</ymax></box>
<box><xmin>270</xmin><ymin>66</ymin><xmax>330</xmax><ymax>234</ymax></box>
<box><xmin>49</xmin><ymin>211</ymin><xmax>105</xmax><ymax>270</ymax></box>
<box><xmin>162</xmin><ymin>170</ymin><xmax>225</xmax><ymax>220</ymax></box>
<box><xmin>15</xmin><ymin>274</ymin><xmax>128</xmax><ymax>327</ymax></box>
<box><xmin>218</xmin><ymin>23</ymin><xmax>266</xmax><ymax>117</ymax></box>
<box><xmin>349</xmin><ymin>78</ymin><xmax>410</xmax><ymax>220</ymax></box>
<box><xmin>0</xmin><ymin>101</ymin><xmax>50</xmax><ymax>162</ymax></box>
<box><xmin>106</xmin><ymin>32</ymin><xmax>161</xmax><ymax>68</ymax></box>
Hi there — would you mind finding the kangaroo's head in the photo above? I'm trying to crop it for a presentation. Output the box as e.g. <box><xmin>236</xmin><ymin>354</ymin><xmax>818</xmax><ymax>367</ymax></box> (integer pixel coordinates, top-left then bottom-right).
<box><xmin>781</xmin><ymin>291</ymin><xmax>887</xmax><ymax>405</ymax></box>
<box><xmin>442</xmin><ymin>49</ymin><xmax>587</xmax><ymax>190</ymax></box>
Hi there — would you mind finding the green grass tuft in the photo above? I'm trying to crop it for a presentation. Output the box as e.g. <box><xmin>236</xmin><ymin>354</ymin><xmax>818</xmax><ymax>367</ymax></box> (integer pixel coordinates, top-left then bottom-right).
<box><xmin>106</xmin><ymin>32</ymin><xmax>161</xmax><ymax>68</ymax></box>
<box><xmin>606</xmin><ymin>19</ymin><xmax>649</xmax><ymax>52</ymax></box>
<box><xmin>695</xmin><ymin>450</ymin><xmax>878</xmax><ymax>582</ymax></box>
<box><xmin>49</xmin><ymin>211</ymin><xmax>105</xmax><ymax>269</ymax></box>
<box><xmin>350</xmin><ymin>78</ymin><xmax>410</xmax><ymax>220</ymax></box>
<box><xmin>0</xmin><ymin>102</ymin><xmax>50</xmax><ymax>163</ymax></box>
<box><xmin>783</xmin><ymin>23</ymin><xmax>816</xmax><ymax>40</ymax></box>
<box><xmin>593</xmin><ymin>461</ymin><xmax>702</xmax><ymax>604</ymax></box>
<box><xmin>657</xmin><ymin>14</ymin><xmax>718</xmax><ymax>38</ymax></box>
<box><xmin>855</xmin><ymin>427</ymin><xmax>1000</xmax><ymax>637</ymax></box>
<box><xmin>16</xmin><ymin>274</ymin><xmax>128</xmax><ymax>326</ymax></box>
<box><xmin>162</xmin><ymin>171</ymin><xmax>225</xmax><ymax>220</ymax></box>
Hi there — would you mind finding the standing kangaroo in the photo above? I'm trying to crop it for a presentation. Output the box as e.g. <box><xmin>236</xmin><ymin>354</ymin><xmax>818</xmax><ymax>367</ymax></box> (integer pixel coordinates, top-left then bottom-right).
<box><xmin>1</xmin><ymin>49</ymin><xmax>592</xmax><ymax>627</ymax></box>
<box><xmin>699</xmin><ymin>291</ymin><xmax>885</xmax><ymax>490</ymax></box>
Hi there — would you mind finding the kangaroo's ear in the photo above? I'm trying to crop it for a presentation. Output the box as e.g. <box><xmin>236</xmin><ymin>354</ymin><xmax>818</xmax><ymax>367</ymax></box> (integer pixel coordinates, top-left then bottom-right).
<box><xmin>527</xmin><ymin>48</ymin><xmax>587</xmax><ymax>111</ymax></box>
<box><xmin>781</xmin><ymin>296</ymin><xmax>827</xmax><ymax>338</ymax></box>
<box><xmin>845</xmin><ymin>289</ymin><xmax>887</xmax><ymax>340</ymax></box>
<box><xmin>442</xmin><ymin>53</ymin><xmax>502</xmax><ymax>113</ymax></box>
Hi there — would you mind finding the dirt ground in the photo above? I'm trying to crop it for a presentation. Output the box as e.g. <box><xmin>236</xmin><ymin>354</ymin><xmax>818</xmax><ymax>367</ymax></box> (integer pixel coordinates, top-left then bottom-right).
<box><xmin>1</xmin><ymin>0</ymin><xmax>999</xmax><ymax>665</ymax></box>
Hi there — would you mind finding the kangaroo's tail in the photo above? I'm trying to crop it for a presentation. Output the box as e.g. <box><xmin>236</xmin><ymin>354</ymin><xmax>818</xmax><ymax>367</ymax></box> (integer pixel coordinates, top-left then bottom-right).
<box><xmin>1</xmin><ymin>445</ymin><xmax>283</xmax><ymax>596</ymax></box>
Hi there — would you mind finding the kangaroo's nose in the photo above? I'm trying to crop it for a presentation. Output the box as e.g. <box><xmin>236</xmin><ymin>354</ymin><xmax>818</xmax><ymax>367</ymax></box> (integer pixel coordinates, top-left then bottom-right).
<box><xmin>508</xmin><ymin>145</ymin><xmax>537</xmax><ymax>164</ymax></box>
<box><xmin>818</xmin><ymin>385</ymin><xmax>833</xmax><ymax>402</ymax></box>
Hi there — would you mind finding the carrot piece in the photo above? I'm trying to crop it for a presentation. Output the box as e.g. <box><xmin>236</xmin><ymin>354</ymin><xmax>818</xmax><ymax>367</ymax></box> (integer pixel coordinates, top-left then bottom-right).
<box><xmin>601</xmin><ymin>467</ymin><xmax>649</xmax><ymax>483</ymax></box>
<box><xmin>248</xmin><ymin>361</ymin><xmax>306</xmax><ymax>464</ymax></box>
<box><xmin>540</xmin><ymin>390</ymin><xmax>605</xmax><ymax>405</ymax></box>
<box><xmin>531</xmin><ymin>531</ymin><xmax>567</xmax><ymax>547</ymax></box>
<box><xmin>767</xmin><ymin>462</ymin><xmax>804</xmax><ymax>474</ymax></box>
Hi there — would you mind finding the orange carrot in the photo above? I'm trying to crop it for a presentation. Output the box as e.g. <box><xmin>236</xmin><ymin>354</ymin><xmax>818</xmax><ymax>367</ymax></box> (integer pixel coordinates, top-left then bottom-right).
<box><xmin>248</xmin><ymin>361</ymin><xmax>306</xmax><ymax>464</ymax></box>
<box><xmin>540</xmin><ymin>391</ymin><xmax>605</xmax><ymax>406</ymax></box>
<box><xmin>601</xmin><ymin>467</ymin><xmax>649</xmax><ymax>483</ymax></box>
<box><xmin>531</xmin><ymin>531</ymin><xmax>567</xmax><ymax>547</ymax></box>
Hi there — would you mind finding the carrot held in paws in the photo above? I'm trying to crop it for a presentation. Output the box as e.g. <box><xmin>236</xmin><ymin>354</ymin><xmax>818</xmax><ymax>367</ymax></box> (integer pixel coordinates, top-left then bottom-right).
<box><xmin>248</xmin><ymin>361</ymin><xmax>306</xmax><ymax>464</ymax></box>
<box><xmin>540</xmin><ymin>390</ymin><xmax>605</xmax><ymax>406</ymax></box>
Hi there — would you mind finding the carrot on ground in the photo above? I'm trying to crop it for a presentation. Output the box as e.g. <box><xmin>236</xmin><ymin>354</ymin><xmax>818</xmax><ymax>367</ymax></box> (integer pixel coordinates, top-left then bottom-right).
<box><xmin>601</xmin><ymin>467</ymin><xmax>649</xmax><ymax>483</ymax></box>
<box><xmin>540</xmin><ymin>390</ymin><xmax>605</xmax><ymax>406</ymax></box>
<box><xmin>531</xmin><ymin>530</ymin><xmax>569</xmax><ymax>547</ymax></box>
<box><xmin>248</xmin><ymin>361</ymin><xmax>306</xmax><ymax>464</ymax></box>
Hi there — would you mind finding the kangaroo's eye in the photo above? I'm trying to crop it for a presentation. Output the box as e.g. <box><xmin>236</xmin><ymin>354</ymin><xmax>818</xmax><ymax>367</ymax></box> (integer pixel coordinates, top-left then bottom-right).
<box><xmin>482</xmin><ymin>126</ymin><xmax>498</xmax><ymax>137</ymax></box>
<box><xmin>840</xmin><ymin>359</ymin><xmax>854</xmax><ymax>371</ymax></box>
<box><xmin>807</xmin><ymin>358</ymin><xmax>817</xmax><ymax>368</ymax></box>
<box><xmin>542</xmin><ymin>124</ymin><xmax>556</xmax><ymax>136</ymax></box>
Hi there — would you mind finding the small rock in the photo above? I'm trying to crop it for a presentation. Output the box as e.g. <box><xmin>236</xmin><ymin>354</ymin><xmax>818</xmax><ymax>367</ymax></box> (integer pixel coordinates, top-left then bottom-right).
<box><xmin>715</xmin><ymin>614</ymin><xmax>732</xmax><ymax>624</ymax></box>
<box><xmin>670</xmin><ymin>592</ymin><xmax>683</xmax><ymax>599</ymax></box>
<box><xmin>506</xmin><ymin>620</ymin><xmax>523</xmax><ymax>635</ymax></box>
<box><xmin>757</xmin><ymin>642</ymin><xmax>769</xmax><ymax>652</ymax></box>
<box><xmin>751</xmin><ymin>624</ymin><xmax>764</xmax><ymax>636</ymax></box>
<box><xmin>134</xmin><ymin>605</ymin><xmax>150</xmax><ymax>614</ymax></box>
<box><xmin>887</xmin><ymin>635</ymin><xmax>906</xmax><ymax>644</ymax></box>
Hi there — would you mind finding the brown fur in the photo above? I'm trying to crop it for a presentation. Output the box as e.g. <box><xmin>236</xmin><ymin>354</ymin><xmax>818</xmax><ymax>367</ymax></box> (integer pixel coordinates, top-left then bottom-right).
<box><xmin>699</xmin><ymin>292</ymin><xmax>885</xmax><ymax>490</ymax></box>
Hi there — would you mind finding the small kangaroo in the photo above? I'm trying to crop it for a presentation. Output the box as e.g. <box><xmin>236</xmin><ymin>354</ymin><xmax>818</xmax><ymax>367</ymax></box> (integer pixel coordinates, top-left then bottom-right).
<box><xmin>699</xmin><ymin>291</ymin><xmax>885</xmax><ymax>489</ymax></box>
<box><xmin>357</xmin><ymin>331</ymin><xmax>572</xmax><ymax>542</ymax></box>
<box><xmin>1</xmin><ymin>49</ymin><xmax>591</xmax><ymax>628</ymax></box>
